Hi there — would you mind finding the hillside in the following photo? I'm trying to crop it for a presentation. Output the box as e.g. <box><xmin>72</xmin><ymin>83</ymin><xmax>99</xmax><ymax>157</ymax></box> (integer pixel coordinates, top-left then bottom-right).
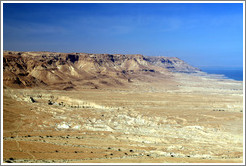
<box><xmin>2</xmin><ymin>51</ymin><xmax>243</xmax><ymax>163</ymax></box>
<box><xmin>3</xmin><ymin>51</ymin><xmax>200</xmax><ymax>90</ymax></box>
<box><xmin>144</xmin><ymin>56</ymin><xmax>200</xmax><ymax>73</ymax></box>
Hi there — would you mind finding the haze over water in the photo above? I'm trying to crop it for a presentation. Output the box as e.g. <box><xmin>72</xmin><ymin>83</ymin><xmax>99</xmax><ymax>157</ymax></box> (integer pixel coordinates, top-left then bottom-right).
<box><xmin>200</xmin><ymin>67</ymin><xmax>243</xmax><ymax>81</ymax></box>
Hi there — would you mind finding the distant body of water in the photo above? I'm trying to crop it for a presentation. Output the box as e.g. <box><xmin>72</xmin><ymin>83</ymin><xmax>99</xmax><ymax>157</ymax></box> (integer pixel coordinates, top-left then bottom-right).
<box><xmin>199</xmin><ymin>67</ymin><xmax>243</xmax><ymax>81</ymax></box>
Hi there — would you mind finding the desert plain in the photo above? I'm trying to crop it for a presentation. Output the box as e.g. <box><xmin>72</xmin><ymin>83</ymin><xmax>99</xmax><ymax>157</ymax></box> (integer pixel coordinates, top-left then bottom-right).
<box><xmin>2</xmin><ymin>51</ymin><xmax>244</xmax><ymax>163</ymax></box>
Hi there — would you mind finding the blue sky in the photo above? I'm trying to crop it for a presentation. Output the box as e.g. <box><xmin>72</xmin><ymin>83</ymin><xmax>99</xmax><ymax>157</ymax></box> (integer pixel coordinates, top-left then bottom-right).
<box><xmin>3</xmin><ymin>3</ymin><xmax>243</xmax><ymax>68</ymax></box>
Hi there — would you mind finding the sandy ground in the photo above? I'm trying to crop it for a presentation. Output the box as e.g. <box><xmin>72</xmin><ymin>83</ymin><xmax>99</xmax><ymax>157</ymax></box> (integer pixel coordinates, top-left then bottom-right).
<box><xmin>2</xmin><ymin>73</ymin><xmax>244</xmax><ymax>163</ymax></box>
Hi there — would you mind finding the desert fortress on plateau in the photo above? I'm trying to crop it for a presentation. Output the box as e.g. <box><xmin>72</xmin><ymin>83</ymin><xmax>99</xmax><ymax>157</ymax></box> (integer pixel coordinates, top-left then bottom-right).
<box><xmin>2</xmin><ymin>51</ymin><xmax>244</xmax><ymax>163</ymax></box>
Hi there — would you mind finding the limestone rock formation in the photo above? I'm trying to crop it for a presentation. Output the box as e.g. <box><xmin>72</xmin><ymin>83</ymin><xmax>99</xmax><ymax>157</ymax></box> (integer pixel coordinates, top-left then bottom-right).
<box><xmin>3</xmin><ymin>51</ymin><xmax>199</xmax><ymax>89</ymax></box>
<box><xmin>144</xmin><ymin>56</ymin><xmax>200</xmax><ymax>73</ymax></box>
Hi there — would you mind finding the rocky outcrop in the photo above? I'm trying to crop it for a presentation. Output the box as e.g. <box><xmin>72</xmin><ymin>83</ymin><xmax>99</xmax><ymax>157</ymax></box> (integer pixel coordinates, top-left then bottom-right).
<box><xmin>144</xmin><ymin>56</ymin><xmax>200</xmax><ymax>73</ymax></box>
<box><xmin>3</xmin><ymin>51</ymin><xmax>200</xmax><ymax>89</ymax></box>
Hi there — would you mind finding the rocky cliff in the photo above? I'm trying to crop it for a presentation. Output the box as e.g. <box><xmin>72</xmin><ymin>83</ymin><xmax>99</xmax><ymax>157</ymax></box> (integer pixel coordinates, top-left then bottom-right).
<box><xmin>3</xmin><ymin>51</ymin><xmax>200</xmax><ymax>89</ymax></box>
<box><xmin>144</xmin><ymin>56</ymin><xmax>200</xmax><ymax>73</ymax></box>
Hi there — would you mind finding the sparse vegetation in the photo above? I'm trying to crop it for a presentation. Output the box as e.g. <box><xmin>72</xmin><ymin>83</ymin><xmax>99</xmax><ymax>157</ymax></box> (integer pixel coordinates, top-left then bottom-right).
<box><xmin>2</xmin><ymin>51</ymin><xmax>243</xmax><ymax>163</ymax></box>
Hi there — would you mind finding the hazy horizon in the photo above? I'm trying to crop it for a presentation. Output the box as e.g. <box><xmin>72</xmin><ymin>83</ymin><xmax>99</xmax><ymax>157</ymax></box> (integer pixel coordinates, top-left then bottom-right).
<box><xmin>3</xmin><ymin>3</ymin><xmax>243</xmax><ymax>68</ymax></box>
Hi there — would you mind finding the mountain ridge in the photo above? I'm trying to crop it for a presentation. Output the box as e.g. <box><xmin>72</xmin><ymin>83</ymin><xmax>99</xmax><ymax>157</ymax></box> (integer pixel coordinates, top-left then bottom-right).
<box><xmin>3</xmin><ymin>51</ymin><xmax>201</xmax><ymax>90</ymax></box>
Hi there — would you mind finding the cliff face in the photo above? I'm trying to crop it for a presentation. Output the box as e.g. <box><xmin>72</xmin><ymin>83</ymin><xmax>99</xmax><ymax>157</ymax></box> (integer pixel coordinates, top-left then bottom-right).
<box><xmin>144</xmin><ymin>56</ymin><xmax>200</xmax><ymax>73</ymax></box>
<box><xmin>3</xmin><ymin>51</ymin><xmax>200</xmax><ymax>89</ymax></box>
